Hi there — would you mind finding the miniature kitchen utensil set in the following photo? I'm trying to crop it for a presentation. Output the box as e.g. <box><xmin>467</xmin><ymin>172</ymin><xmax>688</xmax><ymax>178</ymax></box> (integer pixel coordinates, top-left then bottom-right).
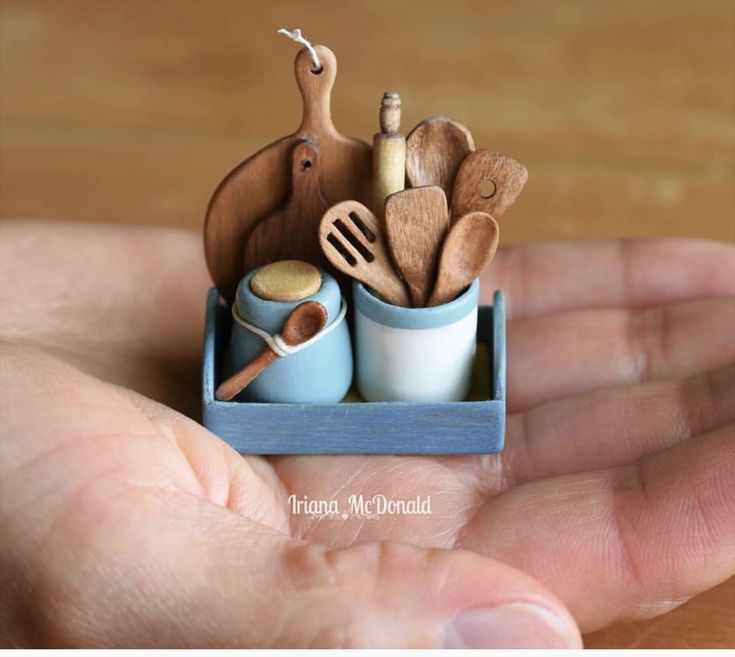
<box><xmin>201</xmin><ymin>31</ymin><xmax>526</xmax><ymax>454</ymax></box>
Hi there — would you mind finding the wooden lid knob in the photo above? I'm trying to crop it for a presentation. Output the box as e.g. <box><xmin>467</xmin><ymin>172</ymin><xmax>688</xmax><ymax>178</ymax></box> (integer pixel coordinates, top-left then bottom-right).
<box><xmin>250</xmin><ymin>260</ymin><xmax>322</xmax><ymax>302</ymax></box>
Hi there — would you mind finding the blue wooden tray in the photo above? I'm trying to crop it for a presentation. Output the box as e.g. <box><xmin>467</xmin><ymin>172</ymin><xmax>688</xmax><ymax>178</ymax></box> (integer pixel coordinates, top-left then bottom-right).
<box><xmin>201</xmin><ymin>287</ymin><xmax>506</xmax><ymax>454</ymax></box>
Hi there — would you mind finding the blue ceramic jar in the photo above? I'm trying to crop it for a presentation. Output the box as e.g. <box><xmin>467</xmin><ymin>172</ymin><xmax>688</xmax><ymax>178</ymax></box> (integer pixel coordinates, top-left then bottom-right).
<box><xmin>227</xmin><ymin>266</ymin><xmax>352</xmax><ymax>403</ymax></box>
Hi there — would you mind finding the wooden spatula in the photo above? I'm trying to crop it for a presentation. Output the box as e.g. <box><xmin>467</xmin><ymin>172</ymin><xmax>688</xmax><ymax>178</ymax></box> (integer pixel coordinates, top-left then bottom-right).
<box><xmin>384</xmin><ymin>186</ymin><xmax>449</xmax><ymax>307</ymax></box>
<box><xmin>427</xmin><ymin>211</ymin><xmax>499</xmax><ymax>307</ymax></box>
<box><xmin>451</xmin><ymin>149</ymin><xmax>528</xmax><ymax>222</ymax></box>
<box><xmin>319</xmin><ymin>201</ymin><xmax>410</xmax><ymax>307</ymax></box>
<box><xmin>204</xmin><ymin>45</ymin><xmax>372</xmax><ymax>302</ymax></box>
<box><xmin>243</xmin><ymin>140</ymin><xmax>328</xmax><ymax>272</ymax></box>
<box><xmin>405</xmin><ymin>117</ymin><xmax>475</xmax><ymax>200</ymax></box>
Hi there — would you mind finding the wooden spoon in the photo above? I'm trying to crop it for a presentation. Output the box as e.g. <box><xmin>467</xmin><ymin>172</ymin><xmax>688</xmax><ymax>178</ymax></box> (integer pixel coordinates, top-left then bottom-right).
<box><xmin>243</xmin><ymin>140</ymin><xmax>329</xmax><ymax>273</ymax></box>
<box><xmin>405</xmin><ymin>116</ymin><xmax>475</xmax><ymax>200</ymax></box>
<box><xmin>451</xmin><ymin>149</ymin><xmax>528</xmax><ymax>222</ymax></box>
<box><xmin>204</xmin><ymin>45</ymin><xmax>371</xmax><ymax>302</ymax></box>
<box><xmin>384</xmin><ymin>186</ymin><xmax>449</xmax><ymax>307</ymax></box>
<box><xmin>427</xmin><ymin>212</ymin><xmax>499</xmax><ymax>307</ymax></box>
<box><xmin>215</xmin><ymin>300</ymin><xmax>328</xmax><ymax>401</ymax></box>
<box><xmin>319</xmin><ymin>201</ymin><xmax>410</xmax><ymax>307</ymax></box>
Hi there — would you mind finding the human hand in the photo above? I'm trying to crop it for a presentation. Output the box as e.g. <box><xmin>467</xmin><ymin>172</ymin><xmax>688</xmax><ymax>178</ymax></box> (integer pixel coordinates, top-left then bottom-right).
<box><xmin>1</xmin><ymin>221</ymin><xmax>733</xmax><ymax>647</ymax></box>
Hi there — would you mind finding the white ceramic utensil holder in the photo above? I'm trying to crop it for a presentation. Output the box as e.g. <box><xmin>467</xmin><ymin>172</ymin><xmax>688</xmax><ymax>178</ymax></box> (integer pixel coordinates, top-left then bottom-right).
<box><xmin>353</xmin><ymin>279</ymin><xmax>479</xmax><ymax>402</ymax></box>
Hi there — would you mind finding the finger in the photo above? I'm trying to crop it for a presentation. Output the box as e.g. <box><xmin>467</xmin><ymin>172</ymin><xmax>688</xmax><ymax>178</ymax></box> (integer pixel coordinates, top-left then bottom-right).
<box><xmin>481</xmin><ymin>238</ymin><xmax>735</xmax><ymax>318</ymax></box>
<box><xmin>459</xmin><ymin>422</ymin><xmax>735</xmax><ymax>633</ymax></box>
<box><xmin>507</xmin><ymin>296</ymin><xmax>735</xmax><ymax>411</ymax></box>
<box><xmin>0</xmin><ymin>221</ymin><xmax>210</xmax><ymax>414</ymax></box>
<box><xmin>274</xmin><ymin>366</ymin><xmax>735</xmax><ymax>547</ymax></box>
<box><xmin>0</xmin><ymin>346</ymin><xmax>580</xmax><ymax>648</ymax></box>
<box><xmin>499</xmin><ymin>364</ymin><xmax>735</xmax><ymax>487</ymax></box>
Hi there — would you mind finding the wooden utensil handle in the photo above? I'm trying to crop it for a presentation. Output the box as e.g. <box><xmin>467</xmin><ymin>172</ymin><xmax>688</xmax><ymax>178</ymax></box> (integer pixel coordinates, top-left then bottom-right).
<box><xmin>295</xmin><ymin>44</ymin><xmax>338</xmax><ymax>135</ymax></box>
<box><xmin>215</xmin><ymin>347</ymin><xmax>280</xmax><ymax>401</ymax></box>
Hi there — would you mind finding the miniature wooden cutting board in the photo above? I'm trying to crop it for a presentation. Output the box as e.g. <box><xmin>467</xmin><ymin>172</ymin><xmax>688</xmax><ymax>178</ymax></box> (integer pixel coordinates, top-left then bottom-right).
<box><xmin>204</xmin><ymin>45</ymin><xmax>372</xmax><ymax>302</ymax></box>
<box><xmin>243</xmin><ymin>140</ymin><xmax>329</xmax><ymax>273</ymax></box>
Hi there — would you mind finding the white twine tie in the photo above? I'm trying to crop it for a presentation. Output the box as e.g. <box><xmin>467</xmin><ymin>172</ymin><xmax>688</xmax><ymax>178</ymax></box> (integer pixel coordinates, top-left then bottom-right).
<box><xmin>277</xmin><ymin>28</ymin><xmax>322</xmax><ymax>72</ymax></box>
<box><xmin>232</xmin><ymin>298</ymin><xmax>347</xmax><ymax>358</ymax></box>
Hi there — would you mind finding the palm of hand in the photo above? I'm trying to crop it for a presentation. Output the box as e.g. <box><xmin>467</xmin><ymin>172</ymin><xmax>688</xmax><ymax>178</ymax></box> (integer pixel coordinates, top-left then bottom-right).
<box><xmin>1</xmin><ymin>222</ymin><xmax>733</xmax><ymax>647</ymax></box>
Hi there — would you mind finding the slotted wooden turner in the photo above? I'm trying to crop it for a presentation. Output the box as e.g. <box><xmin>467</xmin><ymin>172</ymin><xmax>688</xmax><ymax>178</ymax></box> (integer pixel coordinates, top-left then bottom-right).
<box><xmin>204</xmin><ymin>45</ymin><xmax>372</xmax><ymax>302</ymax></box>
<box><xmin>319</xmin><ymin>201</ymin><xmax>410</xmax><ymax>307</ymax></box>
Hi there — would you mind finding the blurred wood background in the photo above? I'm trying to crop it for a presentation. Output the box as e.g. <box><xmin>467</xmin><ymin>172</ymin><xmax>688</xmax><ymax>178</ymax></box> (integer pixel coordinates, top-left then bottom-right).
<box><xmin>1</xmin><ymin>0</ymin><xmax>733</xmax><ymax>647</ymax></box>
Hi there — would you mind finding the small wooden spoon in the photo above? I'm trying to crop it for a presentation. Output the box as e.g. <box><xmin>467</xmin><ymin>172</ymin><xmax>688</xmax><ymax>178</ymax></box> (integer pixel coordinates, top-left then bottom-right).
<box><xmin>427</xmin><ymin>212</ymin><xmax>499</xmax><ymax>307</ymax></box>
<box><xmin>405</xmin><ymin>116</ymin><xmax>475</xmax><ymax>200</ymax></box>
<box><xmin>215</xmin><ymin>300</ymin><xmax>328</xmax><ymax>401</ymax></box>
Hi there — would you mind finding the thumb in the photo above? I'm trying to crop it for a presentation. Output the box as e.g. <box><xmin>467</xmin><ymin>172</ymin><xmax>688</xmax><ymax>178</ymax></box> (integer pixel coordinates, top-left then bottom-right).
<box><xmin>198</xmin><ymin>532</ymin><xmax>583</xmax><ymax>648</ymax></box>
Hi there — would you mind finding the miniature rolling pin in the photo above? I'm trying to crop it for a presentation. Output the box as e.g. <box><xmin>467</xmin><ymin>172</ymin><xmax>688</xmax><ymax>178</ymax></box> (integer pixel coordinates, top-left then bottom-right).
<box><xmin>371</xmin><ymin>91</ymin><xmax>406</xmax><ymax>217</ymax></box>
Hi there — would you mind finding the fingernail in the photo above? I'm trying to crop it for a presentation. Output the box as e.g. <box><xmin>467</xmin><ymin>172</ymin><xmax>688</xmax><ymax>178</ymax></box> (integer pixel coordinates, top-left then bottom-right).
<box><xmin>443</xmin><ymin>602</ymin><xmax>581</xmax><ymax>649</ymax></box>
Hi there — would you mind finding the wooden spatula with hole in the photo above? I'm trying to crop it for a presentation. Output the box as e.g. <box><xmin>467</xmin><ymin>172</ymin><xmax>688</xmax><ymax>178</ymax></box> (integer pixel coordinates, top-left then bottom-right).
<box><xmin>451</xmin><ymin>150</ymin><xmax>528</xmax><ymax>222</ymax></box>
<box><xmin>204</xmin><ymin>45</ymin><xmax>372</xmax><ymax>302</ymax></box>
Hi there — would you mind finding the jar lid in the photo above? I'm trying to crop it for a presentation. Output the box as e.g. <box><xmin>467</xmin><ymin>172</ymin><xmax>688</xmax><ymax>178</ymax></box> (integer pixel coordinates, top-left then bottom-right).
<box><xmin>250</xmin><ymin>260</ymin><xmax>322</xmax><ymax>302</ymax></box>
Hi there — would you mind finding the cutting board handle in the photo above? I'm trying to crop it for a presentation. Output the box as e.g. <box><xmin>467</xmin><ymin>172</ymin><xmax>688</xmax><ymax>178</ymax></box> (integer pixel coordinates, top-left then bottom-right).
<box><xmin>295</xmin><ymin>44</ymin><xmax>339</xmax><ymax>137</ymax></box>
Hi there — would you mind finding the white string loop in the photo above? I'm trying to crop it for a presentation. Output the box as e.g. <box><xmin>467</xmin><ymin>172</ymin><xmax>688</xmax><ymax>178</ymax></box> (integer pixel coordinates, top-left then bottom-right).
<box><xmin>277</xmin><ymin>28</ymin><xmax>322</xmax><ymax>72</ymax></box>
<box><xmin>232</xmin><ymin>299</ymin><xmax>347</xmax><ymax>358</ymax></box>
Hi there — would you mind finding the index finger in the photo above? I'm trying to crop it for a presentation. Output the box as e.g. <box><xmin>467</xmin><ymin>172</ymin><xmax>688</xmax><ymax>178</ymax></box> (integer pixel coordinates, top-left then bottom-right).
<box><xmin>0</xmin><ymin>220</ymin><xmax>211</xmax><ymax>414</ymax></box>
<box><xmin>482</xmin><ymin>238</ymin><xmax>735</xmax><ymax>318</ymax></box>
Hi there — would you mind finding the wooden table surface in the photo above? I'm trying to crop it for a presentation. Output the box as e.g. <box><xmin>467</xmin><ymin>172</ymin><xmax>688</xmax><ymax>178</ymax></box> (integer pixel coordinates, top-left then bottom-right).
<box><xmin>1</xmin><ymin>0</ymin><xmax>733</xmax><ymax>647</ymax></box>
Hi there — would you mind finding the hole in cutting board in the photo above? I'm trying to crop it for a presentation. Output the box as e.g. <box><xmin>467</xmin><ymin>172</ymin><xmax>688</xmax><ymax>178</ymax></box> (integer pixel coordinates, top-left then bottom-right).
<box><xmin>478</xmin><ymin>179</ymin><xmax>496</xmax><ymax>199</ymax></box>
<box><xmin>301</xmin><ymin>159</ymin><xmax>312</xmax><ymax>170</ymax></box>
<box><xmin>311</xmin><ymin>65</ymin><xmax>324</xmax><ymax>75</ymax></box>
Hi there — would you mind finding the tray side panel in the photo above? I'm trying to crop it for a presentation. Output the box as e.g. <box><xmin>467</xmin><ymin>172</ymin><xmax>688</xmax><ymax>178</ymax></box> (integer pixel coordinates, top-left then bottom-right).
<box><xmin>492</xmin><ymin>290</ymin><xmax>506</xmax><ymax>401</ymax></box>
<box><xmin>203</xmin><ymin>399</ymin><xmax>505</xmax><ymax>454</ymax></box>
<box><xmin>202</xmin><ymin>287</ymin><xmax>220</xmax><ymax>404</ymax></box>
